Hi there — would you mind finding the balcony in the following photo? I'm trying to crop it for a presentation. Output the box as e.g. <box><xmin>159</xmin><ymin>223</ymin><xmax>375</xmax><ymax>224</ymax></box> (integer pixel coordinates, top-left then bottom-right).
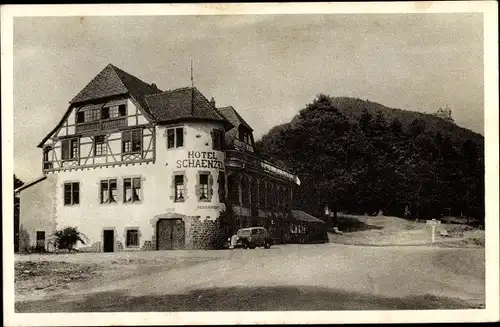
<box><xmin>225</xmin><ymin>150</ymin><xmax>300</xmax><ymax>185</ymax></box>
<box><xmin>76</xmin><ymin>117</ymin><xmax>127</xmax><ymax>133</ymax></box>
<box><xmin>233</xmin><ymin>139</ymin><xmax>254</xmax><ymax>152</ymax></box>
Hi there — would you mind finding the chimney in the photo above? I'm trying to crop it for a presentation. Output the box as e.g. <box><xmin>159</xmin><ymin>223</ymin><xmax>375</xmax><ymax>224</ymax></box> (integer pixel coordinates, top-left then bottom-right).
<box><xmin>210</xmin><ymin>97</ymin><xmax>216</xmax><ymax>108</ymax></box>
<box><xmin>151</xmin><ymin>83</ymin><xmax>158</xmax><ymax>89</ymax></box>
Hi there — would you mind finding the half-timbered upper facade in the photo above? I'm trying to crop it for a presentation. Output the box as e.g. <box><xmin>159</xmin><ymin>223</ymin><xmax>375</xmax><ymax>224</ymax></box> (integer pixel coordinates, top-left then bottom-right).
<box><xmin>20</xmin><ymin>64</ymin><xmax>300</xmax><ymax>252</ymax></box>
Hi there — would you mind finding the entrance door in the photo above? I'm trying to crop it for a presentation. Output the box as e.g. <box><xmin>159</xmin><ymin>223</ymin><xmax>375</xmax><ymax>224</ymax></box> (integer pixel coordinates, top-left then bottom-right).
<box><xmin>36</xmin><ymin>231</ymin><xmax>45</xmax><ymax>250</ymax></box>
<box><xmin>157</xmin><ymin>219</ymin><xmax>185</xmax><ymax>250</ymax></box>
<box><xmin>103</xmin><ymin>229</ymin><xmax>114</xmax><ymax>252</ymax></box>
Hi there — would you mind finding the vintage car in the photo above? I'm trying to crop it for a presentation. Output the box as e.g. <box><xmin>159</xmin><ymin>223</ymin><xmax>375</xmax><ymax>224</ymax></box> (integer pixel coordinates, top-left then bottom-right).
<box><xmin>234</xmin><ymin>227</ymin><xmax>273</xmax><ymax>249</ymax></box>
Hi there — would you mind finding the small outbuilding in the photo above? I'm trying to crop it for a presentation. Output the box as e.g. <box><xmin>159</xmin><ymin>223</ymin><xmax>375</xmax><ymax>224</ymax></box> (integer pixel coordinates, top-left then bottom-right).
<box><xmin>287</xmin><ymin>210</ymin><xmax>328</xmax><ymax>244</ymax></box>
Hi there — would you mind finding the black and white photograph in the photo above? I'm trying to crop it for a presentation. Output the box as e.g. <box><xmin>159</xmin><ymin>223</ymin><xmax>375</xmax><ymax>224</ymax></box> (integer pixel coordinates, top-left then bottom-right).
<box><xmin>2</xmin><ymin>2</ymin><xmax>499</xmax><ymax>326</ymax></box>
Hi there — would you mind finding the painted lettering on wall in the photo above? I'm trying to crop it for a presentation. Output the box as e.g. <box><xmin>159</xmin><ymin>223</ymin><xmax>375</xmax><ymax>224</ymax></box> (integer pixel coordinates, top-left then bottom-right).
<box><xmin>176</xmin><ymin>151</ymin><xmax>224</xmax><ymax>170</ymax></box>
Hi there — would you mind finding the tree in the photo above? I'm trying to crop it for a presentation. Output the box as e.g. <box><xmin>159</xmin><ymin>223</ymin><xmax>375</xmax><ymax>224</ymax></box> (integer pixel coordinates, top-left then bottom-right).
<box><xmin>257</xmin><ymin>94</ymin><xmax>484</xmax><ymax>224</ymax></box>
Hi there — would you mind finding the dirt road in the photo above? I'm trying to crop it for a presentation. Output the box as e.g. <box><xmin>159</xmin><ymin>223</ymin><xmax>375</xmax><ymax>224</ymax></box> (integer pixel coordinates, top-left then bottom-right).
<box><xmin>15</xmin><ymin>243</ymin><xmax>484</xmax><ymax>312</ymax></box>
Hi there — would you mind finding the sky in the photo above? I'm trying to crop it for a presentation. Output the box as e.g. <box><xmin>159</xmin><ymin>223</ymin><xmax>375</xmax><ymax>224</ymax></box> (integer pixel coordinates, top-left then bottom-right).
<box><xmin>13</xmin><ymin>13</ymin><xmax>484</xmax><ymax>182</ymax></box>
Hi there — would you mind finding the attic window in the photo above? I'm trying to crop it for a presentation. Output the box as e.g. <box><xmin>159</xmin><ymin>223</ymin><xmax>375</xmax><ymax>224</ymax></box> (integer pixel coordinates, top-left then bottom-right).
<box><xmin>101</xmin><ymin>104</ymin><xmax>126</xmax><ymax>120</ymax></box>
<box><xmin>239</xmin><ymin>128</ymin><xmax>252</xmax><ymax>145</ymax></box>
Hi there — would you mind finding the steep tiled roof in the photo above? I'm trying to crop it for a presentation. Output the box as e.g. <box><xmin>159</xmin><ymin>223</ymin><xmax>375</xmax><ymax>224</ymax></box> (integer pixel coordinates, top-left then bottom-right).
<box><xmin>70</xmin><ymin>64</ymin><xmax>162</xmax><ymax>111</ymax></box>
<box><xmin>145</xmin><ymin>87</ymin><xmax>231</xmax><ymax>127</ymax></box>
<box><xmin>218</xmin><ymin>106</ymin><xmax>253</xmax><ymax>131</ymax></box>
<box><xmin>38</xmin><ymin>64</ymin><xmax>233</xmax><ymax>147</ymax></box>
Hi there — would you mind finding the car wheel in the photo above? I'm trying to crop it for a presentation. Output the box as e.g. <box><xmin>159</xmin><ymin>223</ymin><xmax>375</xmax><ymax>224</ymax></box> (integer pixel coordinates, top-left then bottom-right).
<box><xmin>242</xmin><ymin>242</ymin><xmax>249</xmax><ymax>249</ymax></box>
<box><xmin>249</xmin><ymin>243</ymin><xmax>256</xmax><ymax>249</ymax></box>
<box><xmin>264</xmin><ymin>241</ymin><xmax>271</xmax><ymax>249</ymax></box>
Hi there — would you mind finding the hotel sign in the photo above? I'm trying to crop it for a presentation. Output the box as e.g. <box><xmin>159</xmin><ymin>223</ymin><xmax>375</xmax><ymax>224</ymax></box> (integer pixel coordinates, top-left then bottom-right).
<box><xmin>176</xmin><ymin>151</ymin><xmax>224</xmax><ymax>170</ymax></box>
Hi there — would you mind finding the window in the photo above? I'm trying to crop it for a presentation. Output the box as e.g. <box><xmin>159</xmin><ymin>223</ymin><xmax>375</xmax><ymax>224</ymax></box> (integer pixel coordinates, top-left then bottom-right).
<box><xmin>76</xmin><ymin>111</ymin><xmax>85</xmax><ymax>123</ymax></box>
<box><xmin>102</xmin><ymin>104</ymin><xmax>126</xmax><ymax>120</ymax></box>
<box><xmin>43</xmin><ymin>146</ymin><xmax>53</xmax><ymax>169</ymax></box>
<box><xmin>212</xmin><ymin>129</ymin><xmax>224</xmax><ymax>150</ymax></box>
<box><xmin>100</xmin><ymin>179</ymin><xmax>118</xmax><ymax>204</ymax></box>
<box><xmin>167</xmin><ymin>127</ymin><xmax>184</xmax><ymax>149</ymax></box>
<box><xmin>174</xmin><ymin>175</ymin><xmax>185</xmax><ymax>202</ymax></box>
<box><xmin>122</xmin><ymin>129</ymin><xmax>142</xmax><ymax>153</ymax></box>
<box><xmin>124</xmin><ymin>177</ymin><xmax>141</xmax><ymax>203</ymax></box>
<box><xmin>241</xmin><ymin>177</ymin><xmax>250</xmax><ymax>207</ymax></box>
<box><xmin>94</xmin><ymin>135</ymin><xmax>106</xmax><ymax>156</ymax></box>
<box><xmin>227</xmin><ymin>175</ymin><xmax>240</xmax><ymax>204</ymax></box>
<box><xmin>64</xmin><ymin>182</ymin><xmax>79</xmax><ymax>205</ymax></box>
<box><xmin>76</xmin><ymin>108</ymin><xmax>100</xmax><ymax>124</ymax></box>
<box><xmin>61</xmin><ymin>138</ymin><xmax>79</xmax><ymax>160</ymax></box>
<box><xmin>126</xmin><ymin>229</ymin><xmax>139</xmax><ymax>247</ymax></box>
<box><xmin>239</xmin><ymin>128</ymin><xmax>252</xmax><ymax>145</ymax></box>
<box><xmin>85</xmin><ymin>109</ymin><xmax>100</xmax><ymax>122</ymax></box>
<box><xmin>259</xmin><ymin>181</ymin><xmax>267</xmax><ymax>208</ymax></box>
<box><xmin>199</xmin><ymin>173</ymin><xmax>209</xmax><ymax>200</ymax></box>
<box><xmin>218</xmin><ymin>172</ymin><xmax>226</xmax><ymax>202</ymax></box>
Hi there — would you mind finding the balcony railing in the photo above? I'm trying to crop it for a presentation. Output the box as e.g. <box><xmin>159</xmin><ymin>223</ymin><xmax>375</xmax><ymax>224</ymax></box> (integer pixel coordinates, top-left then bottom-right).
<box><xmin>225</xmin><ymin>150</ymin><xmax>300</xmax><ymax>185</ymax></box>
<box><xmin>233</xmin><ymin>139</ymin><xmax>254</xmax><ymax>152</ymax></box>
<box><xmin>76</xmin><ymin>117</ymin><xmax>127</xmax><ymax>133</ymax></box>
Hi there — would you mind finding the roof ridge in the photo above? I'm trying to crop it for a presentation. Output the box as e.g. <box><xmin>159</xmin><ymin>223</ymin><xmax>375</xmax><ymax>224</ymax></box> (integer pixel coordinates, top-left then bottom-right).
<box><xmin>70</xmin><ymin>64</ymin><xmax>127</xmax><ymax>103</ymax></box>
<box><xmin>192</xmin><ymin>88</ymin><xmax>226</xmax><ymax>121</ymax></box>
<box><xmin>144</xmin><ymin>86</ymin><xmax>192</xmax><ymax>99</ymax></box>
<box><xmin>109</xmin><ymin>64</ymin><xmax>160</xmax><ymax>93</ymax></box>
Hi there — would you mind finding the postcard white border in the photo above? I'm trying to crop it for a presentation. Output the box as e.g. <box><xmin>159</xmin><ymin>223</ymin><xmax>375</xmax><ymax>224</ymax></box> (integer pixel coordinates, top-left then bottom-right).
<box><xmin>2</xmin><ymin>2</ymin><xmax>498</xmax><ymax>326</ymax></box>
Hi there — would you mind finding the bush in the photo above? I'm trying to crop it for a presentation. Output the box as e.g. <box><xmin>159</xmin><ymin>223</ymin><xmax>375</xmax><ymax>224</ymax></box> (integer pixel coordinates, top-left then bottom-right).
<box><xmin>53</xmin><ymin>227</ymin><xmax>88</xmax><ymax>252</ymax></box>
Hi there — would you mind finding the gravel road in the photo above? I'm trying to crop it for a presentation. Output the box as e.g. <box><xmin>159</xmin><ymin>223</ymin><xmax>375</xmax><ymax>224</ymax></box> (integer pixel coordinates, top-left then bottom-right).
<box><xmin>15</xmin><ymin>243</ymin><xmax>485</xmax><ymax>312</ymax></box>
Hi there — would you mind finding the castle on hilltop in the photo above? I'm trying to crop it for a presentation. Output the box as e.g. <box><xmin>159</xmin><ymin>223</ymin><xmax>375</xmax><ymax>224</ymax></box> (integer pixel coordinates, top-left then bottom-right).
<box><xmin>433</xmin><ymin>105</ymin><xmax>454</xmax><ymax>123</ymax></box>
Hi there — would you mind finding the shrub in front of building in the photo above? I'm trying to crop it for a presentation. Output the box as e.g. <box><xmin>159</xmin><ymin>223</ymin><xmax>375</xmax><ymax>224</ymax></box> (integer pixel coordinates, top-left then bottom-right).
<box><xmin>53</xmin><ymin>227</ymin><xmax>88</xmax><ymax>252</ymax></box>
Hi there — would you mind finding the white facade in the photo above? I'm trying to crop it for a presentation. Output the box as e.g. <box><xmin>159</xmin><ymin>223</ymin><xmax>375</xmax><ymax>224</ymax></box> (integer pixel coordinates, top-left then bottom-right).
<box><xmin>51</xmin><ymin>121</ymin><xmax>225</xmax><ymax>250</ymax></box>
<box><xmin>19</xmin><ymin>64</ymin><xmax>300</xmax><ymax>252</ymax></box>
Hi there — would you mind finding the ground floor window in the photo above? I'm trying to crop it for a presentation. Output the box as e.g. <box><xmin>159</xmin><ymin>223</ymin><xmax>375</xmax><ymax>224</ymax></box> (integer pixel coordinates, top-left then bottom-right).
<box><xmin>174</xmin><ymin>175</ymin><xmax>185</xmax><ymax>202</ymax></box>
<box><xmin>198</xmin><ymin>173</ymin><xmax>211</xmax><ymax>201</ymax></box>
<box><xmin>126</xmin><ymin>229</ymin><xmax>139</xmax><ymax>247</ymax></box>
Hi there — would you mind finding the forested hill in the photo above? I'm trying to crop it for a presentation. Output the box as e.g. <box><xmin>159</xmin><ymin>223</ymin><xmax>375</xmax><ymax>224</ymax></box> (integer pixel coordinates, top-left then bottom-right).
<box><xmin>255</xmin><ymin>94</ymin><xmax>484</xmax><ymax>222</ymax></box>
<box><xmin>298</xmin><ymin>97</ymin><xmax>483</xmax><ymax>143</ymax></box>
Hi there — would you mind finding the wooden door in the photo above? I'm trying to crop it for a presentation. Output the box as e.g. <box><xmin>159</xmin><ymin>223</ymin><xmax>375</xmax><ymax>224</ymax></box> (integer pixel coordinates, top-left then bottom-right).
<box><xmin>36</xmin><ymin>231</ymin><xmax>45</xmax><ymax>250</ymax></box>
<box><xmin>103</xmin><ymin>229</ymin><xmax>114</xmax><ymax>252</ymax></box>
<box><xmin>157</xmin><ymin>219</ymin><xmax>185</xmax><ymax>250</ymax></box>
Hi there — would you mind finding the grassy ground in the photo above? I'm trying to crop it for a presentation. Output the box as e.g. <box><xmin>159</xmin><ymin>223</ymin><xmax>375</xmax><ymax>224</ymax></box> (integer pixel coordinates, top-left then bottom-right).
<box><xmin>328</xmin><ymin>215</ymin><xmax>485</xmax><ymax>247</ymax></box>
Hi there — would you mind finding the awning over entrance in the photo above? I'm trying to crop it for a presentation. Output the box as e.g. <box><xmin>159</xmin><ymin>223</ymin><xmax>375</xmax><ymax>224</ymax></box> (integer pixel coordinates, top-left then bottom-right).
<box><xmin>291</xmin><ymin>210</ymin><xmax>325</xmax><ymax>224</ymax></box>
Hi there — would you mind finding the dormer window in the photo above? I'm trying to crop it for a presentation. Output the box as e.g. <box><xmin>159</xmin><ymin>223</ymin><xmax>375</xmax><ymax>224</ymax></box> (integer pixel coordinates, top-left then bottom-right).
<box><xmin>238</xmin><ymin>128</ymin><xmax>252</xmax><ymax>145</ymax></box>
